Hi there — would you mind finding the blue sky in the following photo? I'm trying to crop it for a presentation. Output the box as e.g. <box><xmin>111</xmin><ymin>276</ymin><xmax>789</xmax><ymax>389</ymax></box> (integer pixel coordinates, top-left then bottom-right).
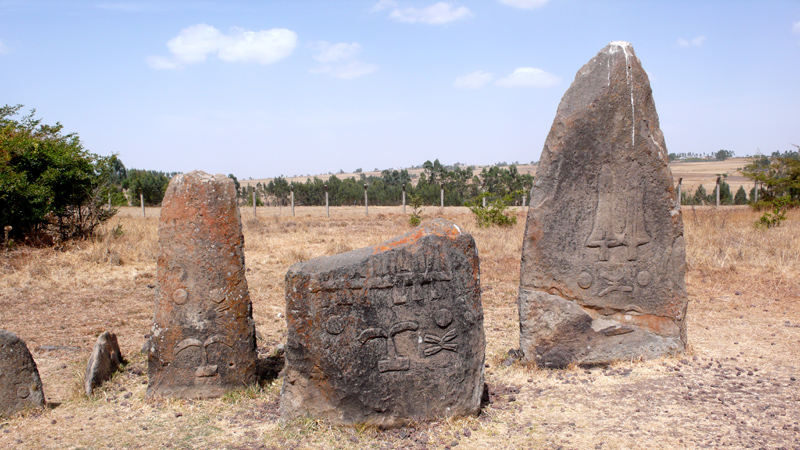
<box><xmin>2</xmin><ymin>0</ymin><xmax>799</xmax><ymax>179</ymax></box>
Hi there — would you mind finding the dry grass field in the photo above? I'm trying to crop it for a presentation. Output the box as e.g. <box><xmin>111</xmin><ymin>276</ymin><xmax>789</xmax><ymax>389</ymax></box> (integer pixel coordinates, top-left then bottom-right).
<box><xmin>1</xmin><ymin>205</ymin><xmax>799</xmax><ymax>449</ymax></box>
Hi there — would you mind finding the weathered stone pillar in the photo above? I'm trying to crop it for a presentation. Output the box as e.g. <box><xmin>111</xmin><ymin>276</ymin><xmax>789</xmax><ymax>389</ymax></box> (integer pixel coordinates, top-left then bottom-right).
<box><xmin>518</xmin><ymin>42</ymin><xmax>687</xmax><ymax>368</ymax></box>
<box><xmin>147</xmin><ymin>171</ymin><xmax>257</xmax><ymax>398</ymax></box>
<box><xmin>281</xmin><ymin>219</ymin><xmax>484</xmax><ymax>427</ymax></box>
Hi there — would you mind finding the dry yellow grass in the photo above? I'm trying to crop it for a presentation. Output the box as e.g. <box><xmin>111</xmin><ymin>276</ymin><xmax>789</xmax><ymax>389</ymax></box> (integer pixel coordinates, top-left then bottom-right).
<box><xmin>0</xmin><ymin>205</ymin><xmax>798</xmax><ymax>449</ymax></box>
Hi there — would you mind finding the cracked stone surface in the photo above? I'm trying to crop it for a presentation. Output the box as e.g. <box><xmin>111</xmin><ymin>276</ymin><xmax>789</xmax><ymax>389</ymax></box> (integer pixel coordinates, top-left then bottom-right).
<box><xmin>281</xmin><ymin>219</ymin><xmax>485</xmax><ymax>427</ymax></box>
<box><xmin>518</xmin><ymin>41</ymin><xmax>687</xmax><ymax>367</ymax></box>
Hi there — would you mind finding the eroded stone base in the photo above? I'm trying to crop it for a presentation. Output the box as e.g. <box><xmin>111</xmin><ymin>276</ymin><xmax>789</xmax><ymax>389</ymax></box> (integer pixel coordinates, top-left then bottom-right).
<box><xmin>519</xmin><ymin>289</ymin><xmax>684</xmax><ymax>368</ymax></box>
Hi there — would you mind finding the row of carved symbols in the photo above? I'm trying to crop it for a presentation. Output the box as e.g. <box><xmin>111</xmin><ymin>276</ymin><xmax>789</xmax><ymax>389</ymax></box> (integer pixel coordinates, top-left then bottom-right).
<box><xmin>329</xmin><ymin>307</ymin><xmax>460</xmax><ymax>372</ymax></box>
<box><xmin>391</xmin><ymin>282</ymin><xmax>443</xmax><ymax>305</ymax></box>
<box><xmin>577</xmin><ymin>269</ymin><xmax>651</xmax><ymax>296</ymax></box>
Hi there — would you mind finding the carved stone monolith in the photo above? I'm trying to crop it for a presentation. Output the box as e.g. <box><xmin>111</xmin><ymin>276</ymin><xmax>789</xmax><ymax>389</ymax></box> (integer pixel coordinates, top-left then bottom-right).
<box><xmin>147</xmin><ymin>171</ymin><xmax>257</xmax><ymax>398</ymax></box>
<box><xmin>0</xmin><ymin>330</ymin><xmax>45</xmax><ymax>416</ymax></box>
<box><xmin>518</xmin><ymin>41</ymin><xmax>687</xmax><ymax>368</ymax></box>
<box><xmin>281</xmin><ymin>219</ymin><xmax>484</xmax><ymax>427</ymax></box>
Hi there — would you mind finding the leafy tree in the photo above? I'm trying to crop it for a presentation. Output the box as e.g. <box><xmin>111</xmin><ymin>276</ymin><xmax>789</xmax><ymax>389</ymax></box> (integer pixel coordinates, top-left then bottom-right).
<box><xmin>719</xmin><ymin>178</ymin><xmax>733</xmax><ymax>205</ymax></box>
<box><xmin>693</xmin><ymin>184</ymin><xmax>708</xmax><ymax>205</ymax></box>
<box><xmin>715</xmin><ymin>149</ymin><xmax>734</xmax><ymax>161</ymax></box>
<box><xmin>734</xmin><ymin>186</ymin><xmax>748</xmax><ymax>205</ymax></box>
<box><xmin>741</xmin><ymin>148</ymin><xmax>800</xmax><ymax>203</ymax></box>
<box><xmin>123</xmin><ymin>169</ymin><xmax>172</xmax><ymax>206</ymax></box>
<box><xmin>0</xmin><ymin>104</ymin><xmax>116</xmax><ymax>241</ymax></box>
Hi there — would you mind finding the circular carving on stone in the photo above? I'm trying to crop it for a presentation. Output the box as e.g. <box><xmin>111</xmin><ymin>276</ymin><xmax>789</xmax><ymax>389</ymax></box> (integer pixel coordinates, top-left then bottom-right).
<box><xmin>172</xmin><ymin>288</ymin><xmax>188</xmax><ymax>305</ymax></box>
<box><xmin>577</xmin><ymin>272</ymin><xmax>593</xmax><ymax>289</ymax></box>
<box><xmin>325</xmin><ymin>316</ymin><xmax>345</xmax><ymax>335</ymax></box>
<box><xmin>17</xmin><ymin>386</ymin><xmax>29</xmax><ymax>399</ymax></box>
<box><xmin>434</xmin><ymin>308</ymin><xmax>453</xmax><ymax>328</ymax></box>
<box><xmin>637</xmin><ymin>270</ymin><xmax>651</xmax><ymax>286</ymax></box>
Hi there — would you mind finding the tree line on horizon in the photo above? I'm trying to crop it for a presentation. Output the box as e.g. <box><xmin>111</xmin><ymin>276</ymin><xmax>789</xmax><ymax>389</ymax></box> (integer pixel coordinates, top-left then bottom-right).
<box><xmin>234</xmin><ymin>159</ymin><xmax>534</xmax><ymax>208</ymax></box>
<box><xmin>1</xmin><ymin>104</ymin><xmax>797</xmax><ymax>244</ymax></box>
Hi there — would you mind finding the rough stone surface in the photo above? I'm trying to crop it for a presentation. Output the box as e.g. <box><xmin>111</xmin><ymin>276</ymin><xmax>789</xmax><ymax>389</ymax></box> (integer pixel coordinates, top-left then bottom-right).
<box><xmin>84</xmin><ymin>331</ymin><xmax>124</xmax><ymax>396</ymax></box>
<box><xmin>0</xmin><ymin>330</ymin><xmax>45</xmax><ymax>416</ymax></box>
<box><xmin>281</xmin><ymin>219</ymin><xmax>484</xmax><ymax>427</ymax></box>
<box><xmin>147</xmin><ymin>171</ymin><xmax>258</xmax><ymax>398</ymax></box>
<box><xmin>518</xmin><ymin>41</ymin><xmax>687</xmax><ymax>368</ymax></box>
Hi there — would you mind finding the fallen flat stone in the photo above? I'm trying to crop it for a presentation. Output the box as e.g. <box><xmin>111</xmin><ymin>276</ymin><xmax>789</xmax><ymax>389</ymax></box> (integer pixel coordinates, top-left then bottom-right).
<box><xmin>84</xmin><ymin>331</ymin><xmax>124</xmax><ymax>396</ymax></box>
<box><xmin>518</xmin><ymin>41</ymin><xmax>687</xmax><ymax>368</ymax></box>
<box><xmin>147</xmin><ymin>171</ymin><xmax>258</xmax><ymax>399</ymax></box>
<box><xmin>281</xmin><ymin>219</ymin><xmax>484</xmax><ymax>427</ymax></box>
<box><xmin>0</xmin><ymin>330</ymin><xmax>45</xmax><ymax>417</ymax></box>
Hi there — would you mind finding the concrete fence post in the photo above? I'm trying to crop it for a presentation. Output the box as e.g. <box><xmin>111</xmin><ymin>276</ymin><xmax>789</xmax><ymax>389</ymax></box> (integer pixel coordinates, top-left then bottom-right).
<box><xmin>402</xmin><ymin>184</ymin><xmax>406</xmax><ymax>214</ymax></box>
<box><xmin>715</xmin><ymin>176</ymin><xmax>721</xmax><ymax>207</ymax></box>
<box><xmin>364</xmin><ymin>184</ymin><xmax>369</xmax><ymax>216</ymax></box>
<box><xmin>140</xmin><ymin>192</ymin><xmax>145</xmax><ymax>218</ymax></box>
<box><xmin>325</xmin><ymin>185</ymin><xmax>329</xmax><ymax>218</ymax></box>
<box><xmin>252</xmin><ymin>189</ymin><xmax>257</xmax><ymax>219</ymax></box>
<box><xmin>677</xmin><ymin>177</ymin><xmax>682</xmax><ymax>205</ymax></box>
<box><xmin>440</xmin><ymin>187</ymin><xmax>444</xmax><ymax>213</ymax></box>
<box><xmin>291</xmin><ymin>186</ymin><xmax>295</xmax><ymax>217</ymax></box>
<box><xmin>754</xmin><ymin>181</ymin><xmax>759</xmax><ymax>203</ymax></box>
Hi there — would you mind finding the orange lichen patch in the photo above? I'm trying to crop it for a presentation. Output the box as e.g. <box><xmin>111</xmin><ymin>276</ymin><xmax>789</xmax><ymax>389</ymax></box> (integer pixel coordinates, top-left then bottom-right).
<box><xmin>372</xmin><ymin>219</ymin><xmax>461</xmax><ymax>254</ymax></box>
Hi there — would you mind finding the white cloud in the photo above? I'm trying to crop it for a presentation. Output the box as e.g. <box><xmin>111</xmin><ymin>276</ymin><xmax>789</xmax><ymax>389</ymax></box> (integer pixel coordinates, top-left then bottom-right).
<box><xmin>793</xmin><ymin>21</ymin><xmax>800</xmax><ymax>35</ymax></box>
<box><xmin>389</xmin><ymin>2</ymin><xmax>474</xmax><ymax>25</ymax></box>
<box><xmin>454</xmin><ymin>71</ymin><xmax>494</xmax><ymax>89</ymax></box>
<box><xmin>496</xmin><ymin>67</ymin><xmax>560</xmax><ymax>88</ymax></box>
<box><xmin>371</xmin><ymin>0</ymin><xmax>396</xmax><ymax>12</ymax></box>
<box><xmin>310</xmin><ymin>41</ymin><xmax>376</xmax><ymax>79</ymax></box>
<box><xmin>310</xmin><ymin>42</ymin><xmax>363</xmax><ymax>63</ymax></box>
<box><xmin>147</xmin><ymin>24</ymin><xmax>297</xmax><ymax>69</ymax></box>
<box><xmin>496</xmin><ymin>0</ymin><xmax>550</xmax><ymax>9</ymax></box>
<box><xmin>676</xmin><ymin>35</ymin><xmax>706</xmax><ymax>48</ymax></box>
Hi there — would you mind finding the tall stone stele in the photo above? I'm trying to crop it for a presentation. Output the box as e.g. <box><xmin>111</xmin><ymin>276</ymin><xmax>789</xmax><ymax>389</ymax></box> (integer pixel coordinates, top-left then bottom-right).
<box><xmin>281</xmin><ymin>219</ymin><xmax>484</xmax><ymax>427</ymax></box>
<box><xmin>147</xmin><ymin>171</ymin><xmax>258</xmax><ymax>398</ymax></box>
<box><xmin>518</xmin><ymin>41</ymin><xmax>687</xmax><ymax>368</ymax></box>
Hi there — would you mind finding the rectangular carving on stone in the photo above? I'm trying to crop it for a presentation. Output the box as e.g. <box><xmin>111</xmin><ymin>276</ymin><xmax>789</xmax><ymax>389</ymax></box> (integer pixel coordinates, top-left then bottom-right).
<box><xmin>281</xmin><ymin>219</ymin><xmax>484</xmax><ymax>427</ymax></box>
<box><xmin>518</xmin><ymin>41</ymin><xmax>687</xmax><ymax>368</ymax></box>
<box><xmin>147</xmin><ymin>171</ymin><xmax>258</xmax><ymax>399</ymax></box>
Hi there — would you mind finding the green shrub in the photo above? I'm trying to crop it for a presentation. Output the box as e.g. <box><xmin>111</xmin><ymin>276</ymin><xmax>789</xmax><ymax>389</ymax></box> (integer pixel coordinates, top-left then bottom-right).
<box><xmin>0</xmin><ymin>105</ymin><xmax>116</xmax><ymax>242</ymax></box>
<box><xmin>408</xmin><ymin>194</ymin><xmax>423</xmax><ymax>226</ymax></box>
<box><xmin>467</xmin><ymin>191</ymin><xmax>520</xmax><ymax>228</ymax></box>
<box><xmin>754</xmin><ymin>196</ymin><xmax>792</xmax><ymax>229</ymax></box>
